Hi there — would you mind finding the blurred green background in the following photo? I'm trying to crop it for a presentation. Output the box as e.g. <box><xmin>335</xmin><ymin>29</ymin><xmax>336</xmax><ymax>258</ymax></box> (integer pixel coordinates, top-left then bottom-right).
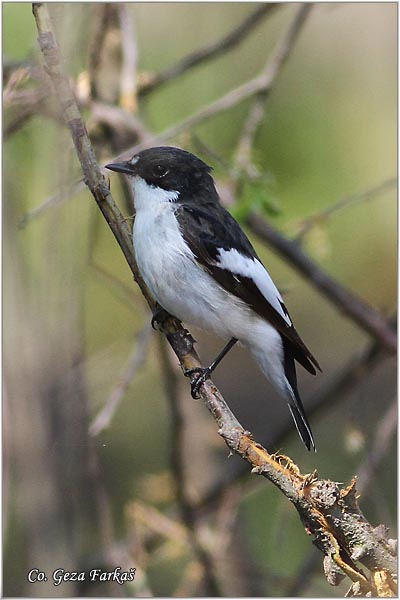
<box><xmin>4</xmin><ymin>3</ymin><xmax>396</xmax><ymax>597</ymax></box>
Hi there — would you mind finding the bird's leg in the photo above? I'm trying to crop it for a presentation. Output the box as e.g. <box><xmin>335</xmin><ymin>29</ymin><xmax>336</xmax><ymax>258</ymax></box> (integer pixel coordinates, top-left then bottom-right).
<box><xmin>186</xmin><ymin>337</ymin><xmax>238</xmax><ymax>399</ymax></box>
<box><xmin>151</xmin><ymin>304</ymin><xmax>173</xmax><ymax>330</ymax></box>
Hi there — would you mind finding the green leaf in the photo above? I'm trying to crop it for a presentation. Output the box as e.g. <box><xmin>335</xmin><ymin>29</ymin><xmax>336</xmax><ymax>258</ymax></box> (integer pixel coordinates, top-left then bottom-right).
<box><xmin>231</xmin><ymin>179</ymin><xmax>281</xmax><ymax>223</ymax></box>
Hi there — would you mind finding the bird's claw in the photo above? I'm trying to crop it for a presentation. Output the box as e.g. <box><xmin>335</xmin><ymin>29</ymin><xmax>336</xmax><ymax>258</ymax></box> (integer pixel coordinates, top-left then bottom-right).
<box><xmin>151</xmin><ymin>306</ymin><xmax>171</xmax><ymax>330</ymax></box>
<box><xmin>185</xmin><ymin>367</ymin><xmax>211</xmax><ymax>399</ymax></box>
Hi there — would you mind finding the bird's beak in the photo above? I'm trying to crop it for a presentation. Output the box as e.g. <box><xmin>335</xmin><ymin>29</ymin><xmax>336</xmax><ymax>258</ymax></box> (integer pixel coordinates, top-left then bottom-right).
<box><xmin>105</xmin><ymin>161</ymin><xmax>135</xmax><ymax>175</ymax></box>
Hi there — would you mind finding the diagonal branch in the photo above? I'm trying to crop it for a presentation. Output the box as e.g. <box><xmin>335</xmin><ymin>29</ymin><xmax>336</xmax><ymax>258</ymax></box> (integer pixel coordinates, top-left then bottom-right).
<box><xmin>195</xmin><ymin>318</ymin><xmax>396</xmax><ymax>511</ymax></box>
<box><xmin>89</xmin><ymin>325</ymin><xmax>152</xmax><ymax>436</ymax></box>
<box><xmin>294</xmin><ymin>178</ymin><xmax>397</xmax><ymax>241</ymax></box>
<box><xmin>356</xmin><ymin>399</ymin><xmax>397</xmax><ymax>495</ymax></box>
<box><xmin>246</xmin><ymin>213</ymin><xmax>397</xmax><ymax>354</ymax></box>
<box><xmin>138</xmin><ymin>3</ymin><xmax>280</xmax><ymax>96</ymax></box>
<box><xmin>109</xmin><ymin>3</ymin><xmax>314</xmax><ymax>164</ymax></box>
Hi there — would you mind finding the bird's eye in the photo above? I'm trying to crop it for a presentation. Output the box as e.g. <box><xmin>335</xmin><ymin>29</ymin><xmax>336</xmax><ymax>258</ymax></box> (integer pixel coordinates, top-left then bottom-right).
<box><xmin>153</xmin><ymin>164</ymin><xmax>169</xmax><ymax>178</ymax></box>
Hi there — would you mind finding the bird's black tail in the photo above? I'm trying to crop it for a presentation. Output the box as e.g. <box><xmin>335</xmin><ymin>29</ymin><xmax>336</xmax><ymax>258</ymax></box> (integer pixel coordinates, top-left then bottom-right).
<box><xmin>287</xmin><ymin>401</ymin><xmax>315</xmax><ymax>452</ymax></box>
<box><xmin>282</xmin><ymin>336</ymin><xmax>316</xmax><ymax>451</ymax></box>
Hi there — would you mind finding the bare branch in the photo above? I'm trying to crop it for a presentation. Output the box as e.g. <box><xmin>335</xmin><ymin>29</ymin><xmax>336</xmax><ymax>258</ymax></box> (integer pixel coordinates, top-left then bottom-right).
<box><xmin>88</xmin><ymin>260</ymin><xmax>138</xmax><ymax>311</ymax></box>
<box><xmin>90</xmin><ymin>101</ymin><xmax>152</xmax><ymax>143</ymax></box>
<box><xmin>3</xmin><ymin>65</ymin><xmax>58</xmax><ymax>138</ymax></box>
<box><xmin>195</xmin><ymin>322</ymin><xmax>394</xmax><ymax>510</ymax></box>
<box><xmin>234</xmin><ymin>96</ymin><xmax>268</xmax><ymax>179</ymax></box>
<box><xmin>5</xmin><ymin>103</ymin><xmax>40</xmax><ymax>138</ymax></box>
<box><xmin>138</xmin><ymin>3</ymin><xmax>280</xmax><ymax>96</ymax></box>
<box><xmin>19</xmin><ymin>178</ymin><xmax>84</xmax><ymax>229</ymax></box>
<box><xmin>356</xmin><ymin>399</ymin><xmax>397</xmax><ymax>495</ymax></box>
<box><xmin>246</xmin><ymin>213</ymin><xmax>397</xmax><ymax>353</ymax></box>
<box><xmin>294</xmin><ymin>178</ymin><xmax>397</xmax><ymax>241</ymax></box>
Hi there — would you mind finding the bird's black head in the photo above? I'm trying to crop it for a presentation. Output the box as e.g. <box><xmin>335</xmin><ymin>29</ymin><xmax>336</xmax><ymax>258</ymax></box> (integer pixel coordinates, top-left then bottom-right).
<box><xmin>106</xmin><ymin>146</ymin><xmax>216</xmax><ymax>198</ymax></box>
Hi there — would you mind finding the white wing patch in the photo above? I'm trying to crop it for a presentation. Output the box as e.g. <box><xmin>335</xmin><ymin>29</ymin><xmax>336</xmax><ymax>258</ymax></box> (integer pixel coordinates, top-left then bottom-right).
<box><xmin>217</xmin><ymin>248</ymin><xmax>292</xmax><ymax>326</ymax></box>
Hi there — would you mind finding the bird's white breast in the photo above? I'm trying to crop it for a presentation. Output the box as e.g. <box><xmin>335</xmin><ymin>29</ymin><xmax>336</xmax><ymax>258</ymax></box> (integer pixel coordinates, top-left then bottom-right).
<box><xmin>132</xmin><ymin>177</ymin><xmax>250</xmax><ymax>339</ymax></box>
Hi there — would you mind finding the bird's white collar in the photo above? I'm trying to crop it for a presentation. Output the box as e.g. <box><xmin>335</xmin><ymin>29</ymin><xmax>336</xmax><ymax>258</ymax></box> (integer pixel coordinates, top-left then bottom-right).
<box><xmin>132</xmin><ymin>176</ymin><xmax>180</xmax><ymax>211</ymax></box>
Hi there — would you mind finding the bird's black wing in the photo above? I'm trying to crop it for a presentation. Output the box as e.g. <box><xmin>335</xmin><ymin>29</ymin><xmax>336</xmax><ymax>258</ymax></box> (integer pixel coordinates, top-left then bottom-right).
<box><xmin>175</xmin><ymin>202</ymin><xmax>321</xmax><ymax>375</ymax></box>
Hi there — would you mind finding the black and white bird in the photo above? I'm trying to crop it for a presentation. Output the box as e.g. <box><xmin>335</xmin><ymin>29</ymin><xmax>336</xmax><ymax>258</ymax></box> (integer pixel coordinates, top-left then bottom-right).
<box><xmin>106</xmin><ymin>146</ymin><xmax>321</xmax><ymax>451</ymax></box>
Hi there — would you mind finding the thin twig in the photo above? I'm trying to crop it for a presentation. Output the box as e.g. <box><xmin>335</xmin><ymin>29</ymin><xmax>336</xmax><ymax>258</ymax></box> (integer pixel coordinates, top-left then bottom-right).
<box><xmin>138</xmin><ymin>3</ymin><xmax>281</xmax><ymax>96</ymax></box>
<box><xmin>212</xmin><ymin>486</ymin><xmax>242</xmax><ymax>558</ymax></box>
<box><xmin>88</xmin><ymin>260</ymin><xmax>138</xmax><ymax>311</ymax></box>
<box><xmin>356</xmin><ymin>399</ymin><xmax>397</xmax><ymax>495</ymax></box>
<box><xmin>19</xmin><ymin>178</ymin><xmax>85</xmax><ymax>229</ymax></box>
<box><xmin>234</xmin><ymin>96</ymin><xmax>268</xmax><ymax>179</ymax></box>
<box><xmin>91</xmin><ymin>101</ymin><xmax>152</xmax><ymax>143</ymax></box>
<box><xmin>89</xmin><ymin>325</ymin><xmax>152</xmax><ymax>436</ymax></box>
<box><xmin>232</xmin><ymin>10</ymin><xmax>290</xmax><ymax>182</ymax></box>
<box><xmin>4</xmin><ymin>69</ymin><xmax>58</xmax><ymax>138</ymax></box>
<box><xmin>5</xmin><ymin>104</ymin><xmax>40</xmax><ymax>138</ymax></box>
<box><xmin>294</xmin><ymin>178</ymin><xmax>397</xmax><ymax>241</ymax></box>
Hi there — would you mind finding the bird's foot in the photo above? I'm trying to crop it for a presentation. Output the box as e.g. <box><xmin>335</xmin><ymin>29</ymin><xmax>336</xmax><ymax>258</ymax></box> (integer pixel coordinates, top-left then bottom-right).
<box><xmin>185</xmin><ymin>367</ymin><xmax>212</xmax><ymax>399</ymax></box>
<box><xmin>151</xmin><ymin>306</ymin><xmax>172</xmax><ymax>330</ymax></box>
